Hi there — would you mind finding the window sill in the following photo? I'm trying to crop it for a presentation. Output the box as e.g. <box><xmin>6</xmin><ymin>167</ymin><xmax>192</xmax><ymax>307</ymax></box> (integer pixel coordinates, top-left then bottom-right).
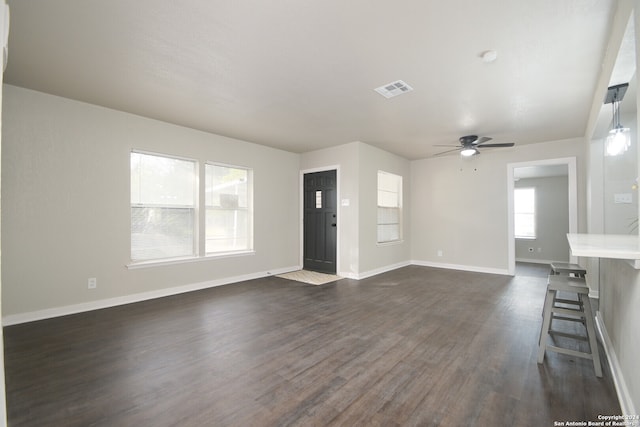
<box><xmin>126</xmin><ymin>250</ymin><xmax>255</xmax><ymax>270</ymax></box>
<box><xmin>515</xmin><ymin>237</ymin><xmax>537</xmax><ymax>240</ymax></box>
<box><xmin>377</xmin><ymin>239</ymin><xmax>404</xmax><ymax>247</ymax></box>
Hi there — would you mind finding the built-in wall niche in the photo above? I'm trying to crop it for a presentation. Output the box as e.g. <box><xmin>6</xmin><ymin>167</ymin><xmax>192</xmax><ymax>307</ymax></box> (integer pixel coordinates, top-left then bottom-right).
<box><xmin>603</xmin><ymin>81</ymin><xmax>637</xmax><ymax>234</ymax></box>
<box><xmin>591</xmin><ymin>13</ymin><xmax>638</xmax><ymax>236</ymax></box>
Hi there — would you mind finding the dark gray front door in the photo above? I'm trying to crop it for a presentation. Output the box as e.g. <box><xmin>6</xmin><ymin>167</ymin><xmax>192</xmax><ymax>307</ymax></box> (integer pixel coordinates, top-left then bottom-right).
<box><xmin>303</xmin><ymin>170</ymin><xmax>337</xmax><ymax>274</ymax></box>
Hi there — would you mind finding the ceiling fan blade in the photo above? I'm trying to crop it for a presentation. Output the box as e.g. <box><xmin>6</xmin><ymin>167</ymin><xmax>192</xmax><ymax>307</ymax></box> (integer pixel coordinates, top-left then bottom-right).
<box><xmin>474</xmin><ymin>137</ymin><xmax>493</xmax><ymax>145</ymax></box>
<box><xmin>433</xmin><ymin>144</ymin><xmax>460</xmax><ymax>147</ymax></box>
<box><xmin>433</xmin><ymin>147</ymin><xmax>462</xmax><ymax>156</ymax></box>
<box><xmin>477</xmin><ymin>142</ymin><xmax>514</xmax><ymax>148</ymax></box>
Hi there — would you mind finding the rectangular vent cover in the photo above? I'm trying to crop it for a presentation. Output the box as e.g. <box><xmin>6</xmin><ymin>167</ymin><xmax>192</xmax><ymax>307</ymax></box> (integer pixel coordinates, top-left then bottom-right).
<box><xmin>374</xmin><ymin>80</ymin><xmax>414</xmax><ymax>98</ymax></box>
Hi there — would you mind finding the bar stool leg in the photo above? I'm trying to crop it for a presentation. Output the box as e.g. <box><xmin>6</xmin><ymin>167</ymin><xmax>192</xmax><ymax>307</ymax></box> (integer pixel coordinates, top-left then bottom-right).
<box><xmin>538</xmin><ymin>288</ymin><xmax>556</xmax><ymax>363</ymax></box>
<box><xmin>581</xmin><ymin>294</ymin><xmax>603</xmax><ymax>377</ymax></box>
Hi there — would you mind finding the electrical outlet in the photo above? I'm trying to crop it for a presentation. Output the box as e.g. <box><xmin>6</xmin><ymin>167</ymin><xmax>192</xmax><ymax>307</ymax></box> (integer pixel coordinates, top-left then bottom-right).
<box><xmin>437</xmin><ymin>250</ymin><xmax>443</xmax><ymax>257</ymax></box>
<box><xmin>88</xmin><ymin>278</ymin><xmax>97</xmax><ymax>289</ymax></box>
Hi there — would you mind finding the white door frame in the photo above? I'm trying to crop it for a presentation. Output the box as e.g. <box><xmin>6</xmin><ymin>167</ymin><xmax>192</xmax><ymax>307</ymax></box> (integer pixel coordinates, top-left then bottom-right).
<box><xmin>299</xmin><ymin>165</ymin><xmax>341</xmax><ymax>274</ymax></box>
<box><xmin>507</xmin><ymin>157</ymin><xmax>578</xmax><ymax>275</ymax></box>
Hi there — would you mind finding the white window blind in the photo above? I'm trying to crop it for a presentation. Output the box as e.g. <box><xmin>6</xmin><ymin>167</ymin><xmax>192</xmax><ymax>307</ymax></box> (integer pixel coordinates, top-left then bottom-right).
<box><xmin>130</xmin><ymin>152</ymin><xmax>196</xmax><ymax>262</ymax></box>
<box><xmin>377</xmin><ymin>171</ymin><xmax>402</xmax><ymax>243</ymax></box>
<box><xmin>514</xmin><ymin>187</ymin><xmax>536</xmax><ymax>239</ymax></box>
<box><xmin>205</xmin><ymin>164</ymin><xmax>252</xmax><ymax>254</ymax></box>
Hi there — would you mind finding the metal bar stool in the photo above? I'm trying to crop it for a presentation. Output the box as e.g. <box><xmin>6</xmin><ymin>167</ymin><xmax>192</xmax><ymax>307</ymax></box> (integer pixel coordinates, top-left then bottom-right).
<box><xmin>549</xmin><ymin>262</ymin><xmax>587</xmax><ymax>277</ymax></box>
<box><xmin>537</xmin><ymin>274</ymin><xmax>602</xmax><ymax>377</ymax></box>
<box><xmin>545</xmin><ymin>262</ymin><xmax>586</xmax><ymax>315</ymax></box>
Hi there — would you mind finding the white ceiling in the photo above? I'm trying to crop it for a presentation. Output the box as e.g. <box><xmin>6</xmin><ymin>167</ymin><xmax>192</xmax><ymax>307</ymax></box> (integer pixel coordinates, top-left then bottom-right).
<box><xmin>3</xmin><ymin>0</ymin><xmax>615</xmax><ymax>160</ymax></box>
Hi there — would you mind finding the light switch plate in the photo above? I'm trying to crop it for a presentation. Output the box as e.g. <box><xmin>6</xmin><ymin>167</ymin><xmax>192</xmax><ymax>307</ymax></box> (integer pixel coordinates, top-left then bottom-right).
<box><xmin>614</xmin><ymin>193</ymin><xmax>633</xmax><ymax>204</ymax></box>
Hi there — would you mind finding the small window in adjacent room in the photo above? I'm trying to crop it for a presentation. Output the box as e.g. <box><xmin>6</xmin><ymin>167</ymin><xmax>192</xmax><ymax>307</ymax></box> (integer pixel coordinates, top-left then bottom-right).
<box><xmin>130</xmin><ymin>151</ymin><xmax>197</xmax><ymax>262</ymax></box>
<box><xmin>205</xmin><ymin>163</ymin><xmax>253</xmax><ymax>254</ymax></box>
<box><xmin>514</xmin><ymin>187</ymin><xmax>536</xmax><ymax>239</ymax></box>
<box><xmin>377</xmin><ymin>171</ymin><xmax>402</xmax><ymax>243</ymax></box>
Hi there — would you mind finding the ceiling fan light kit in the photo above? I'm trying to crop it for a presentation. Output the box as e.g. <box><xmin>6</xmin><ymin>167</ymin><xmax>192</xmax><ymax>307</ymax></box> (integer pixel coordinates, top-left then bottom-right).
<box><xmin>460</xmin><ymin>147</ymin><xmax>478</xmax><ymax>157</ymax></box>
<box><xmin>433</xmin><ymin>134</ymin><xmax>515</xmax><ymax>157</ymax></box>
<box><xmin>604</xmin><ymin>83</ymin><xmax>630</xmax><ymax>157</ymax></box>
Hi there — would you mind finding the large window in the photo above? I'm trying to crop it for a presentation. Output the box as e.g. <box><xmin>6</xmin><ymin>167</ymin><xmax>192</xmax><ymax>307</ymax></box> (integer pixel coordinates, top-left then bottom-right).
<box><xmin>130</xmin><ymin>152</ymin><xmax>253</xmax><ymax>264</ymax></box>
<box><xmin>130</xmin><ymin>152</ymin><xmax>197</xmax><ymax>262</ymax></box>
<box><xmin>377</xmin><ymin>171</ymin><xmax>402</xmax><ymax>243</ymax></box>
<box><xmin>514</xmin><ymin>187</ymin><xmax>536</xmax><ymax>239</ymax></box>
<box><xmin>205</xmin><ymin>164</ymin><xmax>252</xmax><ymax>253</ymax></box>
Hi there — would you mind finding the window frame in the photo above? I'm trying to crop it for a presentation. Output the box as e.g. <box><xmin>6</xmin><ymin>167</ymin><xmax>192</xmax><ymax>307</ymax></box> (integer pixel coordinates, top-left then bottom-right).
<box><xmin>377</xmin><ymin>170</ymin><xmax>403</xmax><ymax>244</ymax></box>
<box><xmin>204</xmin><ymin>162</ymin><xmax>254</xmax><ymax>255</ymax></box>
<box><xmin>514</xmin><ymin>187</ymin><xmax>536</xmax><ymax>239</ymax></box>
<box><xmin>129</xmin><ymin>151</ymin><xmax>256</xmax><ymax>268</ymax></box>
<box><xmin>130</xmin><ymin>150</ymin><xmax>199</xmax><ymax>263</ymax></box>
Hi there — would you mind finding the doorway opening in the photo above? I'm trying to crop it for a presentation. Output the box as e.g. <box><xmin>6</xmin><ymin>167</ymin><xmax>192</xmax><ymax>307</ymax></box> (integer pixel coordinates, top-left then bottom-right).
<box><xmin>507</xmin><ymin>157</ymin><xmax>578</xmax><ymax>276</ymax></box>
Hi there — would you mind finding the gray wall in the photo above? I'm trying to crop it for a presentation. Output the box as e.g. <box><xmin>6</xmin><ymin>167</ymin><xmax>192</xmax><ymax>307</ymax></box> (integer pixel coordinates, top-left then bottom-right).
<box><xmin>300</xmin><ymin>142</ymin><xmax>411</xmax><ymax>279</ymax></box>
<box><xmin>1</xmin><ymin>85</ymin><xmax>301</xmax><ymax>319</ymax></box>
<box><xmin>583</xmin><ymin>0</ymin><xmax>640</xmax><ymax>414</ymax></box>
<box><xmin>411</xmin><ymin>139</ymin><xmax>586</xmax><ymax>274</ymax></box>
<box><xmin>1</xmin><ymin>85</ymin><xmax>412</xmax><ymax>317</ymax></box>
<box><xmin>515</xmin><ymin>176</ymin><xmax>570</xmax><ymax>263</ymax></box>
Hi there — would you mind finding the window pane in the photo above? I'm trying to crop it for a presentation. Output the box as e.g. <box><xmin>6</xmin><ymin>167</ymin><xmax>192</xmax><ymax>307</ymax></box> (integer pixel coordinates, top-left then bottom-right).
<box><xmin>514</xmin><ymin>188</ymin><xmax>536</xmax><ymax>238</ymax></box>
<box><xmin>206</xmin><ymin>209</ymin><xmax>249</xmax><ymax>253</ymax></box>
<box><xmin>514</xmin><ymin>188</ymin><xmax>535</xmax><ymax>213</ymax></box>
<box><xmin>131</xmin><ymin>152</ymin><xmax>195</xmax><ymax>206</ymax></box>
<box><xmin>515</xmin><ymin>213</ymin><xmax>535</xmax><ymax>238</ymax></box>
<box><xmin>378</xmin><ymin>190</ymin><xmax>399</xmax><ymax>207</ymax></box>
<box><xmin>377</xmin><ymin>171</ymin><xmax>402</xmax><ymax>243</ymax></box>
<box><xmin>206</xmin><ymin>164</ymin><xmax>248</xmax><ymax>208</ymax></box>
<box><xmin>378</xmin><ymin>207</ymin><xmax>399</xmax><ymax>224</ymax></box>
<box><xmin>205</xmin><ymin>163</ymin><xmax>252</xmax><ymax>254</ymax></box>
<box><xmin>377</xmin><ymin>224</ymin><xmax>400</xmax><ymax>242</ymax></box>
<box><xmin>378</xmin><ymin>171</ymin><xmax>398</xmax><ymax>192</ymax></box>
<box><xmin>131</xmin><ymin>152</ymin><xmax>196</xmax><ymax>262</ymax></box>
<box><xmin>131</xmin><ymin>207</ymin><xmax>195</xmax><ymax>261</ymax></box>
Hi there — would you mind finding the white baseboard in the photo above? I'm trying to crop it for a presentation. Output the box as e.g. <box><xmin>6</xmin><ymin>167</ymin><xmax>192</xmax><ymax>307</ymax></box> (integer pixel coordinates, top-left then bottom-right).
<box><xmin>595</xmin><ymin>311</ymin><xmax>636</xmax><ymax>416</ymax></box>
<box><xmin>2</xmin><ymin>265</ymin><xmax>299</xmax><ymax>326</ymax></box>
<box><xmin>0</xmin><ymin>260</ymin><xmax>519</xmax><ymax>325</ymax></box>
<box><xmin>343</xmin><ymin>261</ymin><xmax>411</xmax><ymax>280</ymax></box>
<box><xmin>411</xmin><ymin>260</ymin><xmax>510</xmax><ymax>276</ymax></box>
<box><xmin>515</xmin><ymin>257</ymin><xmax>559</xmax><ymax>264</ymax></box>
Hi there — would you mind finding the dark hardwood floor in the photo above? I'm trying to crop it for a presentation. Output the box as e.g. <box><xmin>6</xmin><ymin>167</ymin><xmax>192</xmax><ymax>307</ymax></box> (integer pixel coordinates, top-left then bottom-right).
<box><xmin>514</xmin><ymin>261</ymin><xmax>550</xmax><ymax>278</ymax></box>
<box><xmin>4</xmin><ymin>265</ymin><xmax>620</xmax><ymax>426</ymax></box>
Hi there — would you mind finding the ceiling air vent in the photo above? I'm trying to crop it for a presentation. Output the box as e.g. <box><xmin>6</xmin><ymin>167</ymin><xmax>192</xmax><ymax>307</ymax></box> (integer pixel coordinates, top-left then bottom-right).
<box><xmin>374</xmin><ymin>80</ymin><xmax>414</xmax><ymax>99</ymax></box>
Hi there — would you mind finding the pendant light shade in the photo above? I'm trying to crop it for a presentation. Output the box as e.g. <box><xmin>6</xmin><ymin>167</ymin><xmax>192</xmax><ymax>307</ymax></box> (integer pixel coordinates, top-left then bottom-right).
<box><xmin>604</xmin><ymin>83</ymin><xmax>630</xmax><ymax>157</ymax></box>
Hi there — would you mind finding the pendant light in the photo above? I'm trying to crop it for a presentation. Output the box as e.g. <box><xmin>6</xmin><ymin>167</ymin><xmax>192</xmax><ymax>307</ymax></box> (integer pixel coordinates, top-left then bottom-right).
<box><xmin>604</xmin><ymin>83</ymin><xmax>630</xmax><ymax>156</ymax></box>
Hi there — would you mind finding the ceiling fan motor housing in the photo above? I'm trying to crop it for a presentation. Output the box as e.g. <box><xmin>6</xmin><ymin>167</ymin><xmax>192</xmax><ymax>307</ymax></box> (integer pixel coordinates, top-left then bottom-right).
<box><xmin>459</xmin><ymin>135</ymin><xmax>479</xmax><ymax>146</ymax></box>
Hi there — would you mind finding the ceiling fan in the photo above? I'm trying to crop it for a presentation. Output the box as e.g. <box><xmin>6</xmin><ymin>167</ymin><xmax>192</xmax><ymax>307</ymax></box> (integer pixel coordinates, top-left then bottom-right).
<box><xmin>434</xmin><ymin>135</ymin><xmax>515</xmax><ymax>157</ymax></box>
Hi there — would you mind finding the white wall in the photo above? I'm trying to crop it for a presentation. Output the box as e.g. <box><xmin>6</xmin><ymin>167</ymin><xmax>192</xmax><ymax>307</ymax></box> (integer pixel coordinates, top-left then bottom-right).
<box><xmin>583</xmin><ymin>0</ymin><xmax>640</xmax><ymax>414</ymax></box>
<box><xmin>598</xmin><ymin>259</ymin><xmax>640</xmax><ymax>414</ymax></box>
<box><xmin>300</xmin><ymin>141</ymin><xmax>411</xmax><ymax>279</ymax></box>
<box><xmin>411</xmin><ymin>138</ymin><xmax>587</xmax><ymax>274</ymax></box>
<box><xmin>603</xmin><ymin>110</ymin><xmax>638</xmax><ymax>234</ymax></box>
<box><xmin>300</xmin><ymin>142</ymin><xmax>360</xmax><ymax>278</ymax></box>
<box><xmin>515</xmin><ymin>176</ymin><xmax>570</xmax><ymax>263</ymax></box>
<box><xmin>1</xmin><ymin>85</ymin><xmax>301</xmax><ymax>321</ymax></box>
<box><xmin>0</xmin><ymin>1</ymin><xmax>7</xmax><ymax>422</ymax></box>
<box><xmin>357</xmin><ymin>143</ymin><xmax>411</xmax><ymax>277</ymax></box>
